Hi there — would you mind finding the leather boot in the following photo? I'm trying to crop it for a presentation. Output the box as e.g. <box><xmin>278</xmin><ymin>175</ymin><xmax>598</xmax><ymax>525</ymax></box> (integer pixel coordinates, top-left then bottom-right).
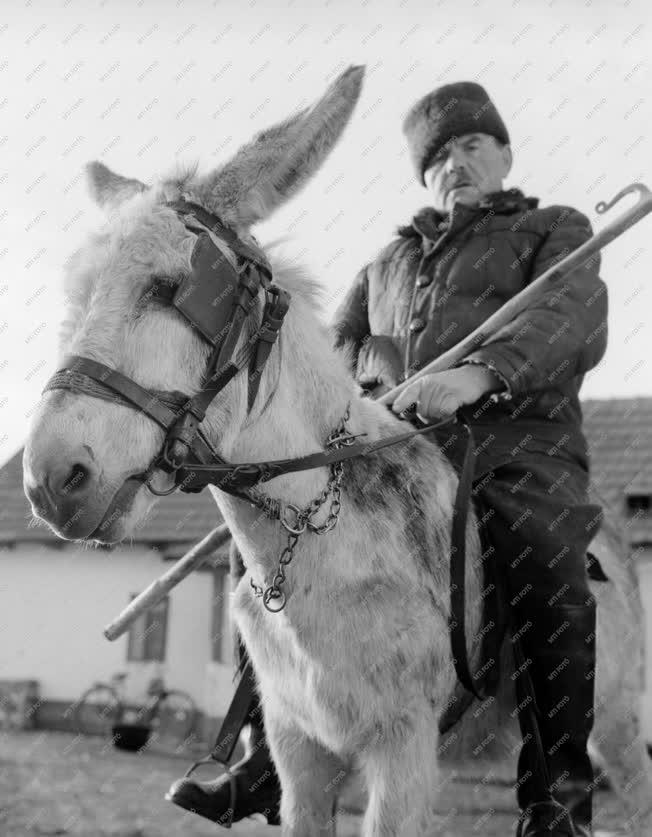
<box><xmin>167</xmin><ymin>636</ymin><xmax>281</xmax><ymax>828</ymax></box>
<box><xmin>166</xmin><ymin>691</ymin><xmax>281</xmax><ymax>827</ymax></box>
<box><xmin>513</xmin><ymin>598</ymin><xmax>596</xmax><ymax>837</ymax></box>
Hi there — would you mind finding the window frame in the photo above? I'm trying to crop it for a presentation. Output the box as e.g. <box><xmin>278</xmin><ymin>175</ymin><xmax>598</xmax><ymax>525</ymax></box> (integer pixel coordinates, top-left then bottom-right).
<box><xmin>211</xmin><ymin>564</ymin><xmax>231</xmax><ymax>664</ymax></box>
<box><xmin>126</xmin><ymin>593</ymin><xmax>169</xmax><ymax>663</ymax></box>
<box><xmin>625</xmin><ymin>493</ymin><xmax>651</xmax><ymax>516</ymax></box>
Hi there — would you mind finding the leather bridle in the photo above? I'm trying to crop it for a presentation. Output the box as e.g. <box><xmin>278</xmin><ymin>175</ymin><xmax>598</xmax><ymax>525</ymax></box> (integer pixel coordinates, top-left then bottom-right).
<box><xmin>43</xmin><ymin>198</ymin><xmax>291</xmax><ymax>504</ymax></box>
<box><xmin>42</xmin><ymin>195</ymin><xmax>464</xmax><ymax>511</ymax></box>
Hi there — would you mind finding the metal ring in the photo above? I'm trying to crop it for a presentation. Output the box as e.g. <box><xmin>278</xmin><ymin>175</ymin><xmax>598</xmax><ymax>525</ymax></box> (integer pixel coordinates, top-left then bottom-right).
<box><xmin>143</xmin><ymin>470</ymin><xmax>178</xmax><ymax>497</ymax></box>
<box><xmin>280</xmin><ymin>503</ymin><xmax>307</xmax><ymax>534</ymax></box>
<box><xmin>263</xmin><ymin>587</ymin><xmax>287</xmax><ymax>612</ymax></box>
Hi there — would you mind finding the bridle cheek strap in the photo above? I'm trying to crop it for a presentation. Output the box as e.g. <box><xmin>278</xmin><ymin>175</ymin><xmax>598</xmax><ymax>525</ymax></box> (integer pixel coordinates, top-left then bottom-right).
<box><xmin>43</xmin><ymin>198</ymin><xmax>290</xmax><ymax>498</ymax></box>
<box><xmin>162</xmin><ymin>282</ymin><xmax>290</xmax><ymax>473</ymax></box>
<box><xmin>42</xmin><ymin>298</ymin><xmax>284</xmax><ymax>496</ymax></box>
<box><xmin>247</xmin><ymin>285</ymin><xmax>289</xmax><ymax>413</ymax></box>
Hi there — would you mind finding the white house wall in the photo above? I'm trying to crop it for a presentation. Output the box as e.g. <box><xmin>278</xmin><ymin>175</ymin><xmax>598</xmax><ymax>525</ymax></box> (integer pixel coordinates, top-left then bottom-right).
<box><xmin>0</xmin><ymin>543</ymin><xmax>233</xmax><ymax>716</ymax></box>
<box><xmin>5</xmin><ymin>541</ymin><xmax>652</xmax><ymax>734</ymax></box>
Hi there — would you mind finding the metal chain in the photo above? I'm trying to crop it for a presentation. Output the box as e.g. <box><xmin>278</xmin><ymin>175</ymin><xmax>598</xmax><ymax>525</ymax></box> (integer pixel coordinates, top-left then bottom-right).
<box><xmin>249</xmin><ymin>402</ymin><xmax>352</xmax><ymax>613</ymax></box>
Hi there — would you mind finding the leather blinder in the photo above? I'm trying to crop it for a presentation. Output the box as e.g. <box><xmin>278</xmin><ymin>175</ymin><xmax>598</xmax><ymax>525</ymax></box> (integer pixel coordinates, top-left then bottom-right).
<box><xmin>173</xmin><ymin>232</ymin><xmax>242</xmax><ymax>346</ymax></box>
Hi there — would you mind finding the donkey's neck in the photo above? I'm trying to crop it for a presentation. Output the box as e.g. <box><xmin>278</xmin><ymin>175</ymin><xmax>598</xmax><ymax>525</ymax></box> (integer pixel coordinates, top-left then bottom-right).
<box><xmin>208</xmin><ymin>270</ymin><xmax>405</xmax><ymax>578</ymax></box>
<box><xmin>226</xmin><ymin>284</ymin><xmax>364</xmax><ymax>497</ymax></box>
<box><xmin>206</xmin><ymin>272</ymin><xmax>464</xmax><ymax>619</ymax></box>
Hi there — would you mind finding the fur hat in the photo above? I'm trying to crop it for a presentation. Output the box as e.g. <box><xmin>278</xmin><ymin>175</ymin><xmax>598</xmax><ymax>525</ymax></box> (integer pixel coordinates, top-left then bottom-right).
<box><xmin>402</xmin><ymin>81</ymin><xmax>510</xmax><ymax>185</ymax></box>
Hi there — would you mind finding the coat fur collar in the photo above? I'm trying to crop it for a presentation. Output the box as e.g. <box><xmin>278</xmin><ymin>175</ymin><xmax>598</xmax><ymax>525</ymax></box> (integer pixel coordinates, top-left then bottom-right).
<box><xmin>397</xmin><ymin>187</ymin><xmax>540</xmax><ymax>240</ymax></box>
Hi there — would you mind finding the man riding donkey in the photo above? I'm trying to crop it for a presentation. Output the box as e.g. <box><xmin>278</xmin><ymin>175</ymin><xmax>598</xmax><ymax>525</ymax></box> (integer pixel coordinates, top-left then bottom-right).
<box><xmin>169</xmin><ymin>81</ymin><xmax>608</xmax><ymax>837</ymax></box>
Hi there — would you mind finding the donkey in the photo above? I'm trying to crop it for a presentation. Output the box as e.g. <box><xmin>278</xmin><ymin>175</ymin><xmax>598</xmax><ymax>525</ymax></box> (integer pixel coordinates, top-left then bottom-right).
<box><xmin>23</xmin><ymin>65</ymin><xmax>652</xmax><ymax>836</ymax></box>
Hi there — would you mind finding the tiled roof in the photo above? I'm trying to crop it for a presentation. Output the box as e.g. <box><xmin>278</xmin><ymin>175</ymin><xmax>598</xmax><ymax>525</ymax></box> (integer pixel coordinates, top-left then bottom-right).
<box><xmin>0</xmin><ymin>448</ymin><xmax>226</xmax><ymax>550</ymax></box>
<box><xmin>2</xmin><ymin>396</ymin><xmax>652</xmax><ymax>548</ymax></box>
<box><xmin>582</xmin><ymin>397</ymin><xmax>652</xmax><ymax>545</ymax></box>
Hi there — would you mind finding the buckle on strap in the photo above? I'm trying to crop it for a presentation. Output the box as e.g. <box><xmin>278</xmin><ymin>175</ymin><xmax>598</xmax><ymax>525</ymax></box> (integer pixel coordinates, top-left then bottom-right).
<box><xmin>252</xmin><ymin>286</ymin><xmax>290</xmax><ymax>355</ymax></box>
<box><xmin>265</xmin><ymin>284</ymin><xmax>291</xmax><ymax>320</ymax></box>
<box><xmin>247</xmin><ymin>285</ymin><xmax>291</xmax><ymax>414</ymax></box>
<box><xmin>228</xmin><ymin>463</ymin><xmax>274</xmax><ymax>487</ymax></box>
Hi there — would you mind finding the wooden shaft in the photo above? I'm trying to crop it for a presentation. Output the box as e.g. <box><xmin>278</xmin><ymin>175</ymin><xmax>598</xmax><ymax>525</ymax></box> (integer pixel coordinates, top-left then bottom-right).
<box><xmin>103</xmin><ymin>184</ymin><xmax>651</xmax><ymax>641</ymax></box>
<box><xmin>378</xmin><ymin>182</ymin><xmax>652</xmax><ymax>405</ymax></box>
<box><xmin>103</xmin><ymin>523</ymin><xmax>231</xmax><ymax>641</ymax></box>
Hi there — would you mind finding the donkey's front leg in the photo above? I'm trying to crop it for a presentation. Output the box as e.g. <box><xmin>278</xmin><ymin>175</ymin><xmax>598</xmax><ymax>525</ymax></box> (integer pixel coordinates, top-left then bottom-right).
<box><xmin>361</xmin><ymin>718</ymin><xmax>439</xmax><ymax>837</ymax></box>
<box><xmin>265</xmin><ymin>710</ymin><xmax>347</xmax><ymax>836</ymax></box>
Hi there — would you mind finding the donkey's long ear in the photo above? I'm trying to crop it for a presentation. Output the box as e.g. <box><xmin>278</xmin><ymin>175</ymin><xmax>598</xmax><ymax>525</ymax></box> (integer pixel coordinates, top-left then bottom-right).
<box><xmin>195</xmin><ymin>65</ymin><xmax>365</xmax><ymax>229</ymax></box>
<box><xmin>85</xmin><ymin>161</ymin><xmax>148</xmax><ymax>210</ymax></box>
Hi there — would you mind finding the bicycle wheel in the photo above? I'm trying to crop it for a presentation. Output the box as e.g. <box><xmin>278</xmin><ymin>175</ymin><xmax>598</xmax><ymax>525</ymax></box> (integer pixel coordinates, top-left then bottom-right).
<box><xmin>151</xmin><ymin>690</ymin><xmax>197</xmax><ymax>744</ymax></box>
<box><xmin>74</xmin><ymin>685</ymin><xmax>121</xmax><ymax>736</ymax></box>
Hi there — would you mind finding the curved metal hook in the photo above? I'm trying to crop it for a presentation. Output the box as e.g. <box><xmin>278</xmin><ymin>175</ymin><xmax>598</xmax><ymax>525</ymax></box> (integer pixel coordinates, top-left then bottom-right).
<box><xmin>595</xmin><ymin>182</ymin><xmax>652</xmax><ymax>215</ymax></box>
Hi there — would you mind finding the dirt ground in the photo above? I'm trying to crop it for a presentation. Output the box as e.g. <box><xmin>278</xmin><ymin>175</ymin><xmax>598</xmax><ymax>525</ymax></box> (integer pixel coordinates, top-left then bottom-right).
<box><xmin>0</xmin><ymin>730</ymin><xmax>628</xmax><ymax>836</ymax></box>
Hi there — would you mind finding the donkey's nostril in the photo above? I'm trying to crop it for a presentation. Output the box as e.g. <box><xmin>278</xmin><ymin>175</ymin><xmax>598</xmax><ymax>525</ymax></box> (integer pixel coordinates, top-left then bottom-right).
<box><xmin>63</xmin><ymin>463</ymin><xmax>90</xmax><ymax>495</ymax></box>
<box><xmin>51</xmin><ymin>462</ymin><xmax>91</xmax><ymax>497</ymax></box>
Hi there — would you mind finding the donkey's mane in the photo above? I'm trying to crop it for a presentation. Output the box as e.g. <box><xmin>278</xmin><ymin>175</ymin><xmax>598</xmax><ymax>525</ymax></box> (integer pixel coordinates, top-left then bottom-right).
<box><xmin>263</xmin><ymin>245</ymin><xmax>332</xmax><ymax>324</ymax></box>
<box><xmin>160</xmin><ymin>161</ymin><xmax>199</xmax><ymax>195</ymax></box>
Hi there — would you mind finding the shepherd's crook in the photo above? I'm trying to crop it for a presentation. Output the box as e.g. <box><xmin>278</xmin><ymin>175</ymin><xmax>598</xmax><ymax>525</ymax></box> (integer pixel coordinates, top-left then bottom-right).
<box><xmin>378</xmin><ymin>182</ymin><xmax>652</xmax><ymax>406</ymax></box>
<box><xmin>104</xmin><ymin>183</ymin><xmax>651</xmax><ymax>642</ymax></box>
<box><xmin>103</xmin><ymin>523</ymin><xmax>231</xmax><ymax>640</ymax></box>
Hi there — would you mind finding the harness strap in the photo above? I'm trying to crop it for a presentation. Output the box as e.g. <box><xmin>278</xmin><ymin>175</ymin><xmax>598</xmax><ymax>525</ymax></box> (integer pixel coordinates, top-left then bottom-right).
<box><xmin>247</xmin><ymin>286</ymin><xmax>291</xmax><ymax>413</ymax></box>
<box><xmin>174</xmin><ymin>412</ymin><xmax>459</xmax><ymax>493</ymax></box>
<box><xmin>448</xmin><ymin>414</ymin><xmax>487</xmax><ymax>701</ymax></box>
<box><xmin>163</xmin><ymin>304</ymin><xmax>284</xmax><ymax>471</ymax></box>
<box><xmin>178</xmin><ymin>660</ymin><xmax>259</xmax><ymax>831</ymax></box>
<box><xmin>43</xmin><ymin>364</ymin><xmax>188</xmax><ymax>414</ymax></box>
<box><xmin>45</xmin><ymin>356</ymin><xmax>183</xmax><ymax>431</ymax></box>
<box><xmin>206</xmin><ymin>661</ymin><xmax>258</xmax><ymax>765</ymax></box>
<box><xmin>165</xmin><ymin>198</ymin><xmax>273</xmax><ymax>279</ymax></box>
<box><xmin>447</xmin><ymin>411</ymin><xmax>561</xmax><ymax>828</ymax></box>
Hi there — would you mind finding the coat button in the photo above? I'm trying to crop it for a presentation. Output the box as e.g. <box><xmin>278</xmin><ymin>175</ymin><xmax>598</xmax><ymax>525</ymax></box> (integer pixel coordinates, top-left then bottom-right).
<box><xmin>408</xmin><ymin>317</ymin><xmax>426</xmax><ymax>333</ymax></box>
<box><xmin>416</xmin><ymin>274</ymin><xmax>432</xmax><ymax>288</ymax></box>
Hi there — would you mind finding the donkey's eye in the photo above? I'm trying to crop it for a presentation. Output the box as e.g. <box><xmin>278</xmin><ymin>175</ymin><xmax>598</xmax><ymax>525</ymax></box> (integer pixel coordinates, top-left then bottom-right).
<box><xmin>138</xmin><ymin>277</ymin><xmax>178</xmax><ymax>308</ymax></box>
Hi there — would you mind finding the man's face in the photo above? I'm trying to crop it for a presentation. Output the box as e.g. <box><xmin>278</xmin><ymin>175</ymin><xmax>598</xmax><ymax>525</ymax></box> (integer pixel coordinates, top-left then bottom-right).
<box><xmin>423</xmin><ymin>132</ymin><xmax>513</xmax><ymax>214</ymax></box>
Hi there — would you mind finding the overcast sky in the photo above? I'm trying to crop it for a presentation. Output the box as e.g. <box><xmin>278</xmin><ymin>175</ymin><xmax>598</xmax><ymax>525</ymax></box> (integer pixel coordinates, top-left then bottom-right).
<box><xmin>1</xmin><ymin>0</ymin><xmax>650</xmax><ymax>465</ymax></box>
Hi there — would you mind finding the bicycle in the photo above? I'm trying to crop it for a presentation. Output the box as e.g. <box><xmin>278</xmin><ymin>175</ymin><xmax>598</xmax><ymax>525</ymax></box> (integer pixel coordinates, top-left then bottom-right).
<box><xmin>73</xmin><ymin>673</ymin><xmax>197</xmax><ymax>750</ymax></box>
